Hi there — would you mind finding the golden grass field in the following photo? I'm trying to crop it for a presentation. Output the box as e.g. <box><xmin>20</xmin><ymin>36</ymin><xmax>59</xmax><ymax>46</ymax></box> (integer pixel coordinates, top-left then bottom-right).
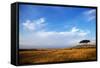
<box><xmin>19</xmin><ymin>45</ymin><xmax>96</xmax><ymax>64</ymax></box>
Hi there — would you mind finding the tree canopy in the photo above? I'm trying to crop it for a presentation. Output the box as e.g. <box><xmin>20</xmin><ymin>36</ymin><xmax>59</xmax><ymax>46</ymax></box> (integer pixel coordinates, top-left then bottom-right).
<box><xmin>79</xmin><ymin>40</ymin><xmax>90</xmax><ymax>43</ymax></box>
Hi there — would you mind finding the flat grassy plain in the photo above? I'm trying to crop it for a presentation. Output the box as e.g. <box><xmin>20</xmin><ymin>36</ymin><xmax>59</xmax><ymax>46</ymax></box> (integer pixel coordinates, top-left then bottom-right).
<box><xmin>19</xmin><ymin>45</ymin><xmax>96</xmax><ymax>64</ymax></box>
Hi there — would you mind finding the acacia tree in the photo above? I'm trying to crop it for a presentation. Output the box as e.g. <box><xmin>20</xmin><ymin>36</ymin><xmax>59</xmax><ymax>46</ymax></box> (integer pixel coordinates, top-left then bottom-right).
<box><xmin>79</xmin><ymin>40</ymin><xmax>90</xmax><ymax>44</ymax></box>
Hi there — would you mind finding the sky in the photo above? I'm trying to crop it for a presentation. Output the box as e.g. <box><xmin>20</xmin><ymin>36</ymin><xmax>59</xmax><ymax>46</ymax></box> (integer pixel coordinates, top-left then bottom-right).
<box><xmin>19</xmin><ymin>4</ymin><xmax>96</xmax><ymax>49</ymax></box>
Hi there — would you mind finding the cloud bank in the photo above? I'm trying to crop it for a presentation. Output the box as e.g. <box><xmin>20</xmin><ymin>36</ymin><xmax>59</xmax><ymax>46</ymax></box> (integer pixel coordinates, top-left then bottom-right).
<box><xmin>19</xmin><ymin>18</ymin><xmax>90</xmax><ymax>49</ymax></box>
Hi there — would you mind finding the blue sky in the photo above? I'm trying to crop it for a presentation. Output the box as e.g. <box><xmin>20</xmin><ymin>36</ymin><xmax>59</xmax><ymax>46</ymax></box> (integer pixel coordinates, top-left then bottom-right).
<box><xmin>19</xmin><ymin>4</ymin><xmax>96</xmax><ymax>49</ymax></box>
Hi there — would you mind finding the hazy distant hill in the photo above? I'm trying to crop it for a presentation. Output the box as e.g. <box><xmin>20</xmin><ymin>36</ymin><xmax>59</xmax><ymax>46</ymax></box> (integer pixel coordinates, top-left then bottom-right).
<box><xmin>72</xmin><ymin>44</ymin><xmax>96</xmax><ymax>48</ymax></box>
<box><xmin>19</xmin><ymin>44</ymin><xmax>96</xmax><ymax>51</ymax></box>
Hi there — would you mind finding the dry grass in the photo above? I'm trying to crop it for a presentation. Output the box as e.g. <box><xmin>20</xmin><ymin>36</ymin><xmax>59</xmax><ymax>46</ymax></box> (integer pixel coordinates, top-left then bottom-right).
<box><xmin>19</xmin><ymin>47</ymin><xmax>96</xmax><ymax>64</ymax></box>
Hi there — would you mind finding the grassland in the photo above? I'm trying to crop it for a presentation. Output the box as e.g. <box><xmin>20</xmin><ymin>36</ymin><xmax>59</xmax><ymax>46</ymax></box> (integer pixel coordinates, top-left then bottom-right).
<box><xmin>19</xmin><ymin>45</ymin><xmax>96</xmax><ymax>64</ymax></box>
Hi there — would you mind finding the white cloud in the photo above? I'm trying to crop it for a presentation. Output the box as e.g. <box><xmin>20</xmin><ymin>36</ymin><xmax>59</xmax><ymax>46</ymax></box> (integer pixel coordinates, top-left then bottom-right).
<box><xmin>71</xmin><ymin>27</ymin><xmax>89</xmax><ymax>36</ymax></box>
<box><xmin>85</xmin><ymin>9</ymin><xmax>95</xmax><ymax>15</ymax></box>
<box><xmin>22</xmin><ymin>17</ymin><xmax>46</xmax><ymax>31</ymax></box>
<box><xmin>71</xmin><ymin>27</ymin><xmax>79</xmax><ymax>32</ymax></box>
<box><xmin>22</xmin><ymin>20</ymin><xmax>35</xmax><ymax>30</ymax></box>
<box><xmin>87</xmin><ymin>15</ymin><xmax>95</xmax><ymax>22</ymax></box>
<box><xmin>19</xmin><ymin>26</ymin><xmax>89</xmax><ymax>49</ymax></box>
<box><xmin>84</xmin><ymin>9</ymin><xmax>96</xmax><ymax>22</ymax></box>
<box><xmin>36</xmin><ymin>17</ymin><xmax>45</xmax><ymax>24</ymax></box>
